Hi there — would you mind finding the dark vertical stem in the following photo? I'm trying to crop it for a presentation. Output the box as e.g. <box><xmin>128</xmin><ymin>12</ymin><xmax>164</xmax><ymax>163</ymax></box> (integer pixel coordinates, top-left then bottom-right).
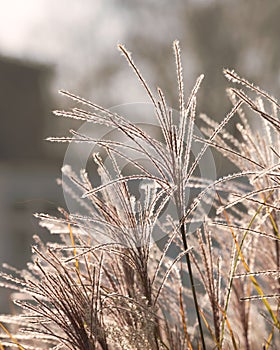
<box><xmin>180</xmin><ymin>222</ymin><xmax>206</xmax><ymax>350</ymax></box>
<box><xmin>271</xmin><ymin>212</ymin><xmax>280</xmax><ymax>292</ymax></box>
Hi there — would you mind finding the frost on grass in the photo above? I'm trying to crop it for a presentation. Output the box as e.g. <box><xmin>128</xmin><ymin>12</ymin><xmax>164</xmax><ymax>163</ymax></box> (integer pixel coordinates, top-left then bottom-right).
<box><xmin>0</xmin><ymin>42</ymin><xmax>279</xmax><ymax>349</ymax></box>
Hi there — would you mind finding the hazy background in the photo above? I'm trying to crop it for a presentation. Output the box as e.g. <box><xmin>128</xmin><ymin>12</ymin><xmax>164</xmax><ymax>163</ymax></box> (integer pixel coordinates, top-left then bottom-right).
<box><xmin>0</xmin><ymin>0</ymin><xmax>280</xmax><ymax>312</ymax></box>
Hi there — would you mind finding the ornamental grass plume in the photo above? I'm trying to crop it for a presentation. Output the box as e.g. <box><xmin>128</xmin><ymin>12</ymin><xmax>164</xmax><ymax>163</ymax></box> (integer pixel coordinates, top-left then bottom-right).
<box><xmin>0</xmin><ymin>41</ymin><xmax>279</xmax><ymax>349</ymax></box>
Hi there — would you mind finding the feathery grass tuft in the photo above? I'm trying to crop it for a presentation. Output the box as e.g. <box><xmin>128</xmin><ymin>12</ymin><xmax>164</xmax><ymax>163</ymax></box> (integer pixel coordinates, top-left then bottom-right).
<box><xmin>0</xmin><ymin>41</ymin><xmax>279</xmax><ymax>349</ymax></box>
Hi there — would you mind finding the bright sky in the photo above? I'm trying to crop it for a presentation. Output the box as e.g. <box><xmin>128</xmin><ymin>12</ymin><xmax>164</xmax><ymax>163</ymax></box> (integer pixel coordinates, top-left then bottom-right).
<box><xmin>0</xmin><ymin>0</ymin><xmax>115</xmax><ymax>62</ymax></box>
<box><xmin>0</xmin><ymin>0</ymin><xmax>46</xmax><ymax>55</ymax></box>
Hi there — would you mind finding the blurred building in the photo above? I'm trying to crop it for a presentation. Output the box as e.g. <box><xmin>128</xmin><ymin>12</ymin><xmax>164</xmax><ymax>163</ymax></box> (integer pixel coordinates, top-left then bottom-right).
<box><xmin>0</xmin><ymin>56</ymin><xmax>63</xmax><ymax>313</ymax></box>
